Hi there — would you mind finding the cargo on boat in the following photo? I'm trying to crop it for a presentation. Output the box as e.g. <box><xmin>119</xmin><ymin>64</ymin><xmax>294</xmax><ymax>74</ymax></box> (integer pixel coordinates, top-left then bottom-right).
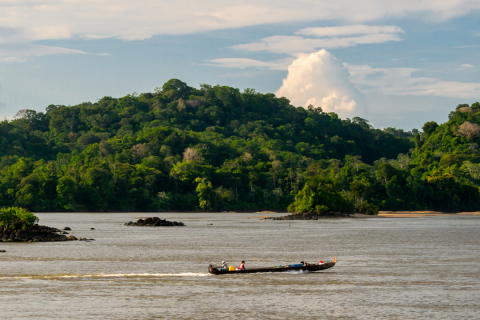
<box><xmin>208</xmin><ymin>258</ymin><xmax>336</xmax><ymax>275</ymax></box>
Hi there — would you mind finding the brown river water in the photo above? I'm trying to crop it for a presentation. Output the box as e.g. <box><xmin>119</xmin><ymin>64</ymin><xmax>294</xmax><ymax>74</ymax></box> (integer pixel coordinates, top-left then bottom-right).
<box><xmin>0</xmin><ymin>213</ymin><xmax>479</xmax><ymax>319</ymax></box>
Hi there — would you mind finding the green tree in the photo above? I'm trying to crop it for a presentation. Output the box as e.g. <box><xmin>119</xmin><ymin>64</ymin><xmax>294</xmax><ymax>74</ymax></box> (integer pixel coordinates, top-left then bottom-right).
<box><xmin>350</xmin><ymin>179</ymin><xmax>370</xmax><ymax>207</ymax></box>
<box><xmin>0</xmin><ymin>207</ymin><xmax>38</xmax><ymax>230</ymax></box>
<box><xmin>288</xmin><ymin>177</ymin><xmax>354</xmax><ymax>214</ymax></box>
<box><xmin>195</xmin><ymin>177</ymin><xmax>214</xmax><ymax>210</ymax></box>
<box><xmin>54</xmin><ymin>176</ymin><xmax>77</xmax><ymax>211</ymax></box>
<box><xmin>422</xmin><ymin>121</ymin><xmax>439</xmax><ymax>139</ymax></box>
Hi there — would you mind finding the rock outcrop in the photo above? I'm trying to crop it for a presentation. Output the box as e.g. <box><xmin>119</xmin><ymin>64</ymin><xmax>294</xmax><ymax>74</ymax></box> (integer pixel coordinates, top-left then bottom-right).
<box><xmin>125</xmin><ymin>217</ymin><xmax>185</xmax><ymax>227</ymax></box>
<box><xmin>0</xmin><ymin>225</ymin><xmax>94</xmax><ymax>242</ymax></box>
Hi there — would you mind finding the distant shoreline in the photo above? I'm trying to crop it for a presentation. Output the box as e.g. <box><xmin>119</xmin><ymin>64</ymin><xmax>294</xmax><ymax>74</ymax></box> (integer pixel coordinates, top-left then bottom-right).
<box><xmin>31</xmin><ymin>211</ymin><xmax>480</xmax><ymax>219</ymax></box>
<box><xmin>258</xmin><ymin>211</ymin><xmax>480</xmax><ymax>219</ymax></box>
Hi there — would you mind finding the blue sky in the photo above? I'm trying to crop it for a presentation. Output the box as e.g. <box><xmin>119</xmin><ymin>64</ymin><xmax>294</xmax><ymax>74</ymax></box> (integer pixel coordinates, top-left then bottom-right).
<box><xmin>0</xmin><ymin>1</ymin><xmax>479</xmax><ymax>130</ymax></box>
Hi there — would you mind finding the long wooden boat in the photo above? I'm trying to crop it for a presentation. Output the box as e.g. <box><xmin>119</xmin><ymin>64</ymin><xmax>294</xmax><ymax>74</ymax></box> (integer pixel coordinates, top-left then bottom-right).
<box><xmin>208</xmin><ymin>257</ymin><xmax>336</xmax><ymax>275</ymax></box>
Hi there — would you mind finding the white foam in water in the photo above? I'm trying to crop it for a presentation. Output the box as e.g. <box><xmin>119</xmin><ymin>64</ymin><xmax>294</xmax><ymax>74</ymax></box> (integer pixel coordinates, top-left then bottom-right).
<box><xmin>0</xmin><ymin>273</ymin><xmax>210</xmax><ymax>280</ymax></box>
<box><xmin>285</xmin><ymin>270</ymin><xmax>310</xmax><ymax>274</ymax></box>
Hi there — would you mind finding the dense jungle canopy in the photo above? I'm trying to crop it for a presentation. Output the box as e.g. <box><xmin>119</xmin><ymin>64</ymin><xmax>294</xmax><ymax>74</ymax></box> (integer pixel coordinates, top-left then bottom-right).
<box><xmin>0</xmin><ymin>78</ymin><xmax>479</xmax><ymax>213</ymax></box>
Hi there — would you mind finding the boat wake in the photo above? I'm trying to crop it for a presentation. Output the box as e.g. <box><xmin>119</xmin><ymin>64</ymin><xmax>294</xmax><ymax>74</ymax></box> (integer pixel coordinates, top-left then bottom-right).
<box><xmin>285</xmin><ymin>270</ymin><xmax>310</xmax><ymax>274</ymax></box>
<box><xmin>0</xmin><ymin>272</ymin><xmax>210</xmax><ymax>280</ymax></box>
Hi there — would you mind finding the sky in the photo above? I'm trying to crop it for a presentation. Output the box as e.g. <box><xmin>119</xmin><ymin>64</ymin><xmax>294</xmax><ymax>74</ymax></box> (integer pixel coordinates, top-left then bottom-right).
<box><xmin>0</xmin><ymin>1</ymin><xmax>479</xmax><ymax>130</ymax></box>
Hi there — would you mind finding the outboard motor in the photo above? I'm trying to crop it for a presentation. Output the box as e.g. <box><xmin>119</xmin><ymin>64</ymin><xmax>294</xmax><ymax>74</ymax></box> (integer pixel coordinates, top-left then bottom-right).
<box><xmin>208</xmin><ymin>263</ymin><xmax>218</xmax><ymax>274</ymax></box>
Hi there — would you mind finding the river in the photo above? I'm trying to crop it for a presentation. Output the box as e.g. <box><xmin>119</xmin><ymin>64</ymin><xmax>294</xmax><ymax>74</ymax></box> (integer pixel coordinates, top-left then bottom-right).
<box><xmin>0</xmin><ymin>213</ymin><xmax>479</xmax><ymax>319</ymax></box>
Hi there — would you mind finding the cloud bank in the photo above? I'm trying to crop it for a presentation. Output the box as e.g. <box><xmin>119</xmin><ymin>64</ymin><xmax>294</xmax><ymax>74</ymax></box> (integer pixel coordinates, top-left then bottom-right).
<box><xmin>214</xmin><ymin>24</ymin><xmax>405</xmax><ymax>72</ymax></box>
<box><xmin>206</xmin><ymin>58</ymin><xmax>291</xmax><ymax>70</ymax></box>
<box><xmin>0</xmin><ymin>1</ymin><xmax>478</xmax><ymax>43</ymax></box>
<box><xmin>1</xmin><ymin>1</ymin><xmax>478</xmax><ymax>62</ymax></box>
<box><xmin>0</xmin><ymin>43</ymin><xmax>109</xmax><ymax>63</ymax></box>
<box><xmin>232</xmin><ymin>34</ymin><xmax>404</xmax><ymax>55</ymax></box>
<box><xmin>347</xmin><ymin>65</ymin><xmax>480</xmax><ymax>99</ymax></box>
<box><xmin>297</xmin><ymin>25</ymin><xmax>404</xmax><ymax>37</ymax></box>
<box><xmin>0</xmin><ymin>43</ymin><xmax>87</xmax><ymax>57</ymax></box>
<box><xmin>276</xmin><ymin>50</ymin><xmax>366</xmax><ymax>118</ymax></box>
<box><xmin>232</xmin><ymin>25</ymin><xmax>405</xmax><ymax>55</ymax></box>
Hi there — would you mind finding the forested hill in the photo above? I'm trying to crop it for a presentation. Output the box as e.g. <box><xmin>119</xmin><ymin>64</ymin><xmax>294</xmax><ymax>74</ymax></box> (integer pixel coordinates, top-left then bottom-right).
<box><xmin>0</xmin><ymin>79</ymin><xmax>414</xmax><ymax>212</ymax></box>
<box><xmin>402</xmin><ymin>102</ymin><xmax>480</xmax><ymax>211</ymax></box>
<box><xmin>3</xmin><ymin>78</ymin><xmax>476</xmax><ymax>213</ymax></box>
<box><xmin>2</xmin><ymin>80</ymin><xmax>412</xmax><ymax>163</ymax></box>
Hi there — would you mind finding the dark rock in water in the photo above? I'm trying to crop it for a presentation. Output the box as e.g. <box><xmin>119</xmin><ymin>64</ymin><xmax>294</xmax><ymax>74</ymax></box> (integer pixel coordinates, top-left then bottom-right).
<box><xmin>0</xmin><ymin>225</ymin><xmax>90</xmax><ymax>243</ymax></box>
<box><xmin>63</xmin><ymin>227</ymin><xmax>71</xmax><ymax>231</ymax></box>
<box><xmin>144</xmin><ymin>217</ymin><xmax>154</xmax><ymax>224</ymax></box>
<box><xmin>90</xmin><ymin>228</ymin><xmax>95</xmax><ymax>230</ymax></box>
<box><xmin>125</xmin><ymin>217</ymin><xmax>185</xmax><ymax>227</ymax></box>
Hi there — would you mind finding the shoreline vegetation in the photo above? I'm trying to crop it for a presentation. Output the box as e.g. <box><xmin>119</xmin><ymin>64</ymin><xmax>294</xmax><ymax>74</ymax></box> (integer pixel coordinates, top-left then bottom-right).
<box><xmin>0</xmin><ymin>207</ymin><xmax>93</xmax><ymax>243</ymax></box>
<box><xmin>0</xmin><ymin>79</ymin><xmax>479</xmax><ymax>215</ymax></box>
<box><xmin>264</xmin><ymin>211</ymin><xmax>480</xmax><ymax>219</ymax></box>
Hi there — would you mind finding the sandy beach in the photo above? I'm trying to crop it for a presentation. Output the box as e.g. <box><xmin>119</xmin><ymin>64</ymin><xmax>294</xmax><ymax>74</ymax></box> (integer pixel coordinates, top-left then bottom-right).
<box><xmin>377</xmin><ymin>211</ymin><xmax>480</xmax><ymax>218</ymax></box>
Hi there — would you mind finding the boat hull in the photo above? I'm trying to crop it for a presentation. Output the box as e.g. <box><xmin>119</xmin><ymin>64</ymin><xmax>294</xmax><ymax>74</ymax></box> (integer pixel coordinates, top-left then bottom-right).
<box><xmin>209</xmin><ymin>261</ymin><xmax>335</xmax><ymax>275</ymax></box>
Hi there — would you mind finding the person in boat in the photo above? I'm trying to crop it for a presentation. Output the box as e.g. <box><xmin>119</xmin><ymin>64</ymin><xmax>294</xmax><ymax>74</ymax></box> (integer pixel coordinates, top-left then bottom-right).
<box><xmin>221</xmin><ymin>261</ymin><xmax>229</xmax><ymax>269</ymax></box>
<box><xmin>236</xmin><ymin>261</ymin><xmax>245</xmax><ymax>270</ymax></box>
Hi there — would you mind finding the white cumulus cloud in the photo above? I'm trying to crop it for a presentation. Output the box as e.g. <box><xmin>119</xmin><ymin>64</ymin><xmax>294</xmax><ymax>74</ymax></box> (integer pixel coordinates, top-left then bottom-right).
<box><xmin>276</xmin><ymin>50</ymin><xmax>366</xmax><ymax>118</ymax></box>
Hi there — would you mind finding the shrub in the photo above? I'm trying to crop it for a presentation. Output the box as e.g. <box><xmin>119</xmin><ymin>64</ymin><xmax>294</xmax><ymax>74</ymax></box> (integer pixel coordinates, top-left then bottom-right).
<box><xmin>288</xmin><ymin>177</ymin><xmax>355</xmax><ymax>214</ymax></box>
<box><xmin>358</xmin><ymin>201</ymin><xmax>379</xmax><ymax>215</ymax></box>
<box><xmin>0</xmin><ymin>207</ymin><xmax>39</xmax><ymax>230</ymax></box>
